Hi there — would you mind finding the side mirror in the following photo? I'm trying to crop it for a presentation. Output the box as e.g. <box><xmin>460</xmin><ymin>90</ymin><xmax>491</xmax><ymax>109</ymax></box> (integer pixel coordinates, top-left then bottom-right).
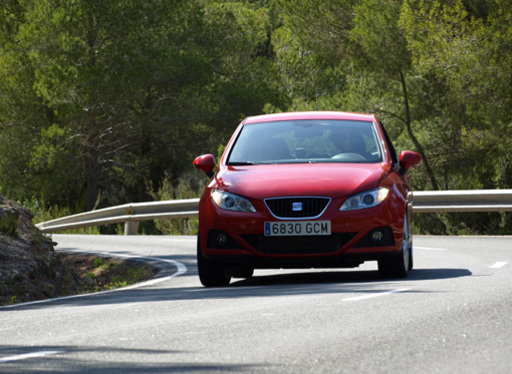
<box><xmin>399</xmin><ymin>151</ymin><xmax>422</xmax><ymax>173</ymax></box>
<box><xmin>193</xmin><ymin>154</ymin><xmax>216</xmax><ymax>178</ymax></box>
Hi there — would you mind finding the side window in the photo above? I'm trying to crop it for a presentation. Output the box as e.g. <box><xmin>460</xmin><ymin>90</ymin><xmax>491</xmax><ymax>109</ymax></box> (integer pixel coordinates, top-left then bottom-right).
<box><xmin>380</xmin><ymin>122</ymin><xmax>399</xmax><ymax>166</ymax></box>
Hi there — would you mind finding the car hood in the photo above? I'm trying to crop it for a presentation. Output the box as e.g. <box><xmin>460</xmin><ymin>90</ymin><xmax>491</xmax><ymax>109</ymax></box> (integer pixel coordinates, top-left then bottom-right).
<box><xmin>215</xmin><ymin>163</ymin><xmax>391</xmax><ymax>199</ymax></box>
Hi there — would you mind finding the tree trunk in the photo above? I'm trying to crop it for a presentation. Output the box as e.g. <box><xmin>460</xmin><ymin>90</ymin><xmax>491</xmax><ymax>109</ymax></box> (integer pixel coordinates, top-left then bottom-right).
<box><xmin>86</xmin><ymin>107</ymin><xmax>99</xmax><ymax>211</ymax></box>
<box><xmin>85</xmin><ymin>21</ymin><xmax>99</xmax><ymax>211</ymax></box>
<box><xmin>399</xmin><ymin>70</ymin><xmax>440</xmax><ymax>190</ymax></box>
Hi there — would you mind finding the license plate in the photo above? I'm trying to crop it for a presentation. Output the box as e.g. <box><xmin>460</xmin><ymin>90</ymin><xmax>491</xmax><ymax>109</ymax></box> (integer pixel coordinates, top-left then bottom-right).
<box><xmin>264</xmin><ymin>221</ymin><xmax>331</xmax><ymax>237</ymax></box>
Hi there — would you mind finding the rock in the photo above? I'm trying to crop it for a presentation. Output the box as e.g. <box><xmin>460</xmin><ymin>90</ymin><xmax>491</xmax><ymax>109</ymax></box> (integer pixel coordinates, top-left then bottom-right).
<box><xmin>0</xmin><ymin>195</ymin><xmax>77</xmax><ymax>305</ymax></box>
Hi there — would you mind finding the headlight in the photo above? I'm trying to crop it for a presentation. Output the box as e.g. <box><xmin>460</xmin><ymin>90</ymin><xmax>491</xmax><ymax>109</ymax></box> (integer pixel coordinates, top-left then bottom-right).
<box><xmin>340</xmin><ymin>187</ymin><xmax>389</xmax><ymax>211</ymax></box>
<box><xmin>211</xmin><ymin>189</ymin><xmax>256</xmax><ymax>213</ymax></box>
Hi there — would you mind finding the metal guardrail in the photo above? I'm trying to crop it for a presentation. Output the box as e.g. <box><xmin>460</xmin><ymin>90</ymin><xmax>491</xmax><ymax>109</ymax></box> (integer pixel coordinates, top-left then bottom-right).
<box><xmin>35</xmin><ymin>190</ymin><xmax>512</xmax><ymax>235</ymax></box>
<box><xmin>413</xmin><ymin>190</ymin><xmax>512</xmax><ymax>213</ymax></box>
<box><xmin>36</xmin><ymin>199</ymin><xmax>200</xmax><ymax>235</ymax></box>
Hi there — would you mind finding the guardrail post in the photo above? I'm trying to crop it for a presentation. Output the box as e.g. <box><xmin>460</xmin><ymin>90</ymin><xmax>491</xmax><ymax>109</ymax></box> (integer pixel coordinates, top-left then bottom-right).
<box><xmin>124</xmin><ymin>220</ymin><xmax>139</xmax><ymax>235</ymax></box>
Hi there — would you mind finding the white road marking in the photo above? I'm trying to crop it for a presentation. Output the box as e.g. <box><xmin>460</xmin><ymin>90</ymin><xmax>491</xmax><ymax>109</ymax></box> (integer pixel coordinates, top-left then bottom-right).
<box><xmin>490</xmin><ymin>262</ymin><xmax>508</xmax><ymax>269</ymax></box>
<box><xmin>415</xmin><ymin>246</ymin><xmax>447</xmax><ymax>251</ymax></box>
<box><xmin>342</xmin><ymin>288</ymin><xmax>411</xmax><ymax>302</ymax></box>
<box><xmin>0</xmin><ymin>251</ymin><xmax>187</xmax><ymax>310</ymax></box>
<box><xmin>0</xmin><ymin>351</ymin><xmax>64</xmax><ymax>363</ymax></box>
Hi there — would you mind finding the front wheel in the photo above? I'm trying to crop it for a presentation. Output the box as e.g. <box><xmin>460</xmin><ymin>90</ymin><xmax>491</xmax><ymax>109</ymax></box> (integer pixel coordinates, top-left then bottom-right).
<box><xmin>378</xmin><ymin>212</ymin><xmax>412</xmax><ymax>278</ymax></box>
<box><xmin>232</xmin><ymin>265</ymin><xmax>254</xmax><ymax>279</ymax></box>
<box><xmin>197</xmin><ymin>237</ymin><xmax>232</xmax><ymax>287</ymax></box>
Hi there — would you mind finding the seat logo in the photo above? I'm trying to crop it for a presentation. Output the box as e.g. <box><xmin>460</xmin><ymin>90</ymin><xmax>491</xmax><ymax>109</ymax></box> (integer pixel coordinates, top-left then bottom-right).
<box><xmin>292</xmin><ymin>202</ymin><xmax>303</xmax><ymax>212</ymax></box>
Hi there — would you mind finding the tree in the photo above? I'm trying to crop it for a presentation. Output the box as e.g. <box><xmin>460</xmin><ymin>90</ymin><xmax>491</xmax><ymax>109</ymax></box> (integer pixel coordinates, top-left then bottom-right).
<box><xmin>0</xmin><ymin>0</ymin><xmax>287</xmax><ymax>213</ymax></box>
<box><xmin>277</xmin><ymin>0</ymin><xmax>440</xmax><ymax>189</ymax></box>
<box><xmin>0</xmin><ymin>1</ymin><xmax>77</xmax><ymax>203</ymax></box>
<box><xmin>400</xmin><ymin>0</ymin><xmax>512</xmax><ymax>190</ymax></box>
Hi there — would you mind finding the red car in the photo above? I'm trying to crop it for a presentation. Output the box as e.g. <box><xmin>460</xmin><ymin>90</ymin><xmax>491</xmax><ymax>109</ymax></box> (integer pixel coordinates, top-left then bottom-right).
<box><xmin>194</xmin><ymin>111</ymin><xmax>422</xmax><ymax>287</ymax></box>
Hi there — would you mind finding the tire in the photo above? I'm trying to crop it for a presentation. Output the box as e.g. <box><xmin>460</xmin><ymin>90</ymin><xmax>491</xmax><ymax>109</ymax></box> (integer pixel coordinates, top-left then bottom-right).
<box><xmin>197</xmin><ymin>237</ymin><xmax>232</xmax><ymax>287</ymax></box>
<box><xmin>232</xmin><ymin>265</ymin><xmax>254</xmax><ymax>279</ymax></box>
<box><xmin>378</xmin><ymin>212</ymin><xmax>412</xmax><ymax>279</ymax></box>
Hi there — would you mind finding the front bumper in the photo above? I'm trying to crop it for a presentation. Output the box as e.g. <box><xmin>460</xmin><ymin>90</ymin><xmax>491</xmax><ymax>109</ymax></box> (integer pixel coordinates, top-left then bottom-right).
<box><xmin>198</xmin><ymin>194</ymin><xmax>406</xmax><ymax>267</ymax></box>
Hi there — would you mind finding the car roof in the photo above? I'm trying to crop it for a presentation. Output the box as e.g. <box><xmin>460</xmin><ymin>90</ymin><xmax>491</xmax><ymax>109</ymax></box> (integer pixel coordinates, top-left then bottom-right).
<box><xmin>241</xmin><ymin>111</ymin><xmax>377</xmax><ymax>124</ymax></box>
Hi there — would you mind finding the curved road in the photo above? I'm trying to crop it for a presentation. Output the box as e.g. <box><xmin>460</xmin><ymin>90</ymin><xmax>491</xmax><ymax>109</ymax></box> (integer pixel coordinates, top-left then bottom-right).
<box><xmin>1</xmin><ymin>235</ymin><xmax>511</xmax><ymax>373</ymax></box>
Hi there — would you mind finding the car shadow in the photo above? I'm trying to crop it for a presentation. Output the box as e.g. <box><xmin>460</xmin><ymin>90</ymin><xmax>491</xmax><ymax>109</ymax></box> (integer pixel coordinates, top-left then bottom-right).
<box><xmin>230</xmin><ymin>267</ymin><xmax>472</xmax><ymax>287</ymax></box>
<box><xmin>2</xmin><ymin>266</ymin><xmax>473</xmax><ymax>311</ymax></box>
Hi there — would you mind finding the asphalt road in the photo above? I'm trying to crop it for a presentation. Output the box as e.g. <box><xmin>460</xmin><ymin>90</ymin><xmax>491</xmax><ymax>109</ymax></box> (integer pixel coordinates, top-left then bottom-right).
<box><xmin>1</xmin><ymin>235</ymin><xmax>511</xmax><ymax>373</ymax></box>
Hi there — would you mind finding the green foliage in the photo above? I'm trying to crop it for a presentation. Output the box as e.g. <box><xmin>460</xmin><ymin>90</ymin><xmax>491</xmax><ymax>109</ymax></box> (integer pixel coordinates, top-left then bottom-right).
<box><xmin>22</xmin><ymin>197</ymin><xmax>101</xmax><ymax>234</ymax></box>
<box><xmin>93</xmin><ymin>257</ymin><xmax>104</xmax><ymax>267</ymax></box>
<box><xmin>21</xmin><ymin>198</ymin><xmax>69</xmax><ymax>224</ymax></box>
<box><xmin>0</xmin><ymin>211</ymin><xmax>18</xmax><ymax>237</ymax></box>
<box><xmin>146</xmin><ymin>173</ymin><xmax>206</xmax><ymax>235</ymax></box>
<box><xmin>352</xmin><ymin>0</ymin><xmax>411</xmax><ymax>75</ymax></box>
<box><xmin>275</xmin><ymin>0</ymin><xmax>512</xmax><ymax>234</ymax></box>
<box><xmin>0</xmin><ymin>0</ymin><xmax>285</xmax><ymax>213</ymax></box>
<box><xmin>399</xmin><ymin>0</ymin><xmax>512</xmax><ymax>192</ymax></box>
<box><xmin>1</xmin><ymin>0</ymin><xmax>512</xmax><ymax>235</ymax></box>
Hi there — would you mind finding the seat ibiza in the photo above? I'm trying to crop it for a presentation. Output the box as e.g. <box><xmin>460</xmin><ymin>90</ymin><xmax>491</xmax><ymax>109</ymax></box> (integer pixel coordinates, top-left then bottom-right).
<box><xmin>194</xmin><ymin>111</ymin><xmax>422</xmax><ymax>287</ymax></box>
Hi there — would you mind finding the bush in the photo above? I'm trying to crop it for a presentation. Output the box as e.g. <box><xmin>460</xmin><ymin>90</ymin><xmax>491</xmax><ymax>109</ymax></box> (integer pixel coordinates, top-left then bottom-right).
<box><xmin>146</xmin><ymin>172</ymin><xmax>206</xmax><ymax>235</ymax></box>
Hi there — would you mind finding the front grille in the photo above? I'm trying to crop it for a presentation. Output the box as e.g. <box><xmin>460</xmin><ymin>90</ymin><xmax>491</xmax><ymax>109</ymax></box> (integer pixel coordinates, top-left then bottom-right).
<box><xmin>241</xmin><ymin>233</ymin><xmax>356</xmax><ymax>255</ymax></box>
<box><xmin>264</xmin><ymin>197</ymin><xmax>331</xmax><ymax>219</ymax></box>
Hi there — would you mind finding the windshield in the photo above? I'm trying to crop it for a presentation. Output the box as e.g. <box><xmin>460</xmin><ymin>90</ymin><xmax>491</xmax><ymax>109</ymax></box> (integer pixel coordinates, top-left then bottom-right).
<box><xmin>227</xmin><ymin>119</ymin><xmax>383</xmax><ymax>165</ymax></box>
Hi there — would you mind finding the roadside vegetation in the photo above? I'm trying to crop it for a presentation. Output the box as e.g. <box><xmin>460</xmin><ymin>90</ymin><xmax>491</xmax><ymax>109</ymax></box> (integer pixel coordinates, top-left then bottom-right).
<box><xmin>1</xmin><ymin>0</ymin><xmax>511</xmax><ymax>235</ymax></box>
<box><xmin>1</xmin><ymin>253</ymin><xmax>157</xmax><ymax>307</ymax></box>
<box><xmin>60</xmin><ymin>254</ymin><xmax>157</xmax><ymax>294</ymax></box>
